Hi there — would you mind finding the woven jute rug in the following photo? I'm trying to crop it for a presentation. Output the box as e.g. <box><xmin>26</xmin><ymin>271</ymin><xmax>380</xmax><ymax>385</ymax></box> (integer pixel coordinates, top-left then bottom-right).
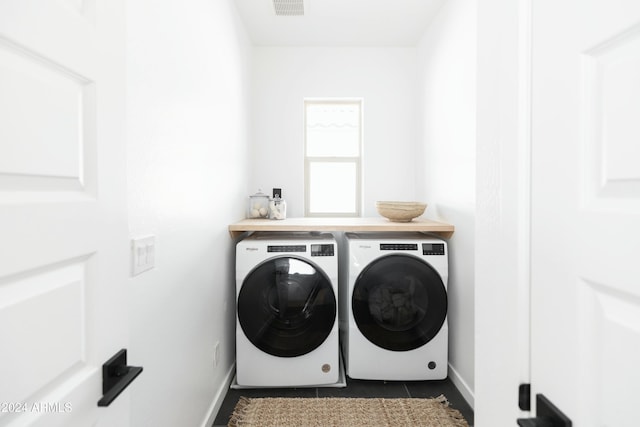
<box><xmin>228</xmin><ymin>395</ymin><xmax>469</xmax><ymax>427</ymax></box>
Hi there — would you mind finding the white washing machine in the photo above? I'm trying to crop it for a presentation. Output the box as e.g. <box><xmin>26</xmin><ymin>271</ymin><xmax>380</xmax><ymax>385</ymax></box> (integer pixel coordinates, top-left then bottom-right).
<box><xmin>235</xmin><ymin>232</ymin><xmax>340</xmax><ymax>387</ymax></box>
<box><xmin>339</xmin><ymin>232</ymin><xmax>448</xmax><ymax>380</ymax></box>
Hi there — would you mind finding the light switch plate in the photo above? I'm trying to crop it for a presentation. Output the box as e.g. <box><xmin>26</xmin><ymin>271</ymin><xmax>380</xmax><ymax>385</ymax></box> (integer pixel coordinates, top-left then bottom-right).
<box><xmin>131</xmin><ymin>235</ymin><xmax>155</xmax><ymax>276</ymax></box>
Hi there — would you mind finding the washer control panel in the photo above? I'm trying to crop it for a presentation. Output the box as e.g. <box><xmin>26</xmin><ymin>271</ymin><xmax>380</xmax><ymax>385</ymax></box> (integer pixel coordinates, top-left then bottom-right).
<box><xmin>311</xmin><ymin>244</ymin><xmax>335</xmax><ymax>257</ymax></box>
<box><xmin>267</xmin><ymin>245</ymin><xmax>306</xmax><ymax>253</ymax></box>
<box><xmin>265</xmin><ymin>243</ymin><xmax>335</xmax><ymax>256</ymax></box>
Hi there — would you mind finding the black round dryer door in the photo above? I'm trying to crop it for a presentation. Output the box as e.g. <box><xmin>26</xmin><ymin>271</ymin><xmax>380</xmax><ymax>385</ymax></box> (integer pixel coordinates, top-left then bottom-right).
<box><xmin>238</xmin><ymin>256</ymin><xmax>336</xmax><ymax>358</ymax></box>
<box><xmin>352</xmin><ymin>254</ymin><xmax>447</xmax><ymax>351</ymax></box>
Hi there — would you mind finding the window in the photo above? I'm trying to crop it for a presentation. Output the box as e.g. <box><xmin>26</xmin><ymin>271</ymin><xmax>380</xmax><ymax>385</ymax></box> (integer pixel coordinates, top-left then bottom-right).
<box><xmin>304</xmin><ymin>99</ymin><xmax>362</xmax><ymax>217</ymax></box>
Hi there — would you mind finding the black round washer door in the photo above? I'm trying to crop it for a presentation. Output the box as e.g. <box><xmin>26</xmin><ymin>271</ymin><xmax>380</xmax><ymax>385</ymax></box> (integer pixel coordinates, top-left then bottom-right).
<box><xmin>238</xmin><ymin>256</ymin><xmax>336</xmax><ymax>357</ymax></box>
<box><xmin>352</xmin><ymin>254</ymin><xmax>447</xmax><ymax>351</ymax></box>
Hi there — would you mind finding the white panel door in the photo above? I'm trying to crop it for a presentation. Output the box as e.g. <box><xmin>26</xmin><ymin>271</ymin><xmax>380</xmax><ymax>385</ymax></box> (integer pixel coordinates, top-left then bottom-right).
<box><xmin>530</xmin><ymin>0</ymin><xmax>640</xmax><ymax>425</ymax></box>
<box><xmin>0</xmin><ymin>1</ymin><xmax>129</xmax><ymax>426</ymax></box>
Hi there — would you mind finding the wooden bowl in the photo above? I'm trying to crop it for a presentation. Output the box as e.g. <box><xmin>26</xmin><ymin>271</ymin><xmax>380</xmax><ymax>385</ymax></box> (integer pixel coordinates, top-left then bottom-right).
<box><xmin>375</xmin><ymin>201</ymin><xmax>427</xmax><ymax>222</ymax></box>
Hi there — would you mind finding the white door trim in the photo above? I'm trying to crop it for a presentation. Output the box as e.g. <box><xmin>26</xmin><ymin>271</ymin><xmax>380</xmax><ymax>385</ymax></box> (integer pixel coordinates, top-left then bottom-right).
<box><xmin>474</xmin><ymin>0</ymin><xmax>534</xmax><ymax>424</ymax></box>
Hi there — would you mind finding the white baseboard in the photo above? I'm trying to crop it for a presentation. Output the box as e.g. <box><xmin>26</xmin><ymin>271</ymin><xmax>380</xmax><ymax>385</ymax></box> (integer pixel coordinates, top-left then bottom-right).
<box><xmin>201</xmin><ymin>363</ymin><xmax>236</xmax><ymax>427</ymax></box>
<box><xmin>448</xmin><ymin>363</ymin><xmax>474</xmax><ymax>410</ymax></box>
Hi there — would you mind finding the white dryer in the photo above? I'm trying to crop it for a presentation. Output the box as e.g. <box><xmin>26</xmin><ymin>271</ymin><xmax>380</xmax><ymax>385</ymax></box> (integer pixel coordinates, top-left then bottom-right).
<box><xmin>339</xmin><ymin>232</ymin><xmax>448</xmax><ymax>380</ymax></box>
<box><xmin>235</xmin><ymin>232</ymin><xmax>339</xmax><ymax>387</ymax></box>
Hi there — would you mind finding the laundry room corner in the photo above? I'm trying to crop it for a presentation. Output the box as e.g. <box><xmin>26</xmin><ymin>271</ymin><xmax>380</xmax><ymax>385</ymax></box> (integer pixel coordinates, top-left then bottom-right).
<box><xmin>125</xmin><ymin>0</ymin><xmax>252</xmax><ymax>426</ymax></box>
<box><xmin>416</xmin><ymin>0</ymin><xmax>477</xmax><ymax>408</ymax></box>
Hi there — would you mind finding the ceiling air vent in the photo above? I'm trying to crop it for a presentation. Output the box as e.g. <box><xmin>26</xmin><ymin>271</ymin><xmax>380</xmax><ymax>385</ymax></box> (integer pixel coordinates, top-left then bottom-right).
<box><xmin>273</xmin><ymin>0</ymin><xmax>304</xmax><ymax>16</ymax></box>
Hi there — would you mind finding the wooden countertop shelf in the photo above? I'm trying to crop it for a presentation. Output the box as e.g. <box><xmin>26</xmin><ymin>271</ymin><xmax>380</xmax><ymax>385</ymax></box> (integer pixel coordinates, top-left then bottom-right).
<box><xmin>228</xmin><ymin>217</ymin><xmax>455</xmax><ymax>239</ymax></box>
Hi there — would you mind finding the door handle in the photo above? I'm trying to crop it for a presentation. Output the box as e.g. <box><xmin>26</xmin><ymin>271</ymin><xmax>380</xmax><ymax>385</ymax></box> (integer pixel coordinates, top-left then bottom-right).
<box><xmin>97</xmin><ymin>349</ymin><xmax>143</xmax><ymax>407</ymax></box>
<box><xmin>517</xmin><ymin>418</ymin><xmax>554</xmax><ymax>427</ymax></box>
<box><xmin>517</xmin><ymin>394</ymin><xmax>572</xmax><ymax>427</ymax></box>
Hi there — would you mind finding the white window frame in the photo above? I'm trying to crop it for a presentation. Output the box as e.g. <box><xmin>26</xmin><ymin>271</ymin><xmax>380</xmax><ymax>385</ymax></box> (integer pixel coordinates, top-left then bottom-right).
<box><xmin>304</xmin><ymin>98</ymin><xmax>363</xmax><ymax>217</ymax></box>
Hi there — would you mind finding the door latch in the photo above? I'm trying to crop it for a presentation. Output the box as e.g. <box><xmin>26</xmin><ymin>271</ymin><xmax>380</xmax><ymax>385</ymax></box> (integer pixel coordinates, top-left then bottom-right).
<box><xmin>517</xmin><ymin>394</ymin><xmax>572</xmax><ymax>427</ymax></box>
<box><xmin>97</xmin><ymin>349</ymin><xmax>143</xmax><ymax>407</ymax></box>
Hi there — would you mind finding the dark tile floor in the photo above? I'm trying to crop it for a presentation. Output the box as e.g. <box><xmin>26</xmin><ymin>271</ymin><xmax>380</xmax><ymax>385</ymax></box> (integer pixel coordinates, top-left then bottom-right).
<box><xmin>212</xmin><ymin>376</ymin><xmax>474</xmax><ymax>426</ymax></box>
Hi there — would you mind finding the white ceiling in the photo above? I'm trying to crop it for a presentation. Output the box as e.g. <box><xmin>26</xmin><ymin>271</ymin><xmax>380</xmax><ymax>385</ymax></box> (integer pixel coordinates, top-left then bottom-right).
<box><xmin>233</xmin><ymin>0</ymin><xmax>447</xmax><ymax>47</ymax></box>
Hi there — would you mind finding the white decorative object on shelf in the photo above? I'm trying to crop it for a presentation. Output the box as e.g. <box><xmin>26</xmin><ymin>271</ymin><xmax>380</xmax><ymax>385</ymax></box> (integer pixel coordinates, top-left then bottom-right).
<box><xmin>269</xmin><ymin>195</ymin><xmax>287</xmax><ymax>220</ymax></box>
<box><xmin>247</xmin><ymin>190</ymin><xmax>269</xmax><ymax>219</ymax></box>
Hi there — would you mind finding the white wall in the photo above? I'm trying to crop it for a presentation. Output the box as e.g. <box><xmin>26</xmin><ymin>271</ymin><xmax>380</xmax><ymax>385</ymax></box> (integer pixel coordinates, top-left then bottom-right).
<box><xmin>416</xmin><ymin>0</ymin><xmax>477</xmax><ymax>408</ymax></box>
<box><xmin>126</xmin><ymin>0</ymin><xmax>252</xmax><ymax>425</ymax></box>
<box><xmin>123</xmin><ymin>4</ymin><xmax>478</xmax><ymax>423</ymax></box>
<box><xmin>252</xmin><ymin>38</ymin><xmax>476</xmax><ymax>408</ymax></box>
<box><xmin>250</xmin><ymin>47</ymin><xmax>419</xmax><ymax>216</ymax></box>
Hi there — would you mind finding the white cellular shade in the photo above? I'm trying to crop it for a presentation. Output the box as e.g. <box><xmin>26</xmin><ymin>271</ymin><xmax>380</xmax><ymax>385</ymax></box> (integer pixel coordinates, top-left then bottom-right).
<box><xmin>306</xmin><ymin>103</ymin><xmax>360</xmax><ymax>157</ymax></box>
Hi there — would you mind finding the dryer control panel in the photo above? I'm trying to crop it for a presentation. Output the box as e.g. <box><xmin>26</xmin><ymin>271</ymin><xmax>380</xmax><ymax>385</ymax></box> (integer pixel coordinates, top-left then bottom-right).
<box><xmin>379</xmin><ymin>242</ymin><xmax>445</xmax><ymax>255</ymax></box>
<box><xmin>422</xmin><ymin>243</ymin><xmax>445</xmax><ymax>256</ymax></box>
<box><xmin>380</xmin><ymin>243</ymin><xmax>418</xmax><ymax>251</ymax></box>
